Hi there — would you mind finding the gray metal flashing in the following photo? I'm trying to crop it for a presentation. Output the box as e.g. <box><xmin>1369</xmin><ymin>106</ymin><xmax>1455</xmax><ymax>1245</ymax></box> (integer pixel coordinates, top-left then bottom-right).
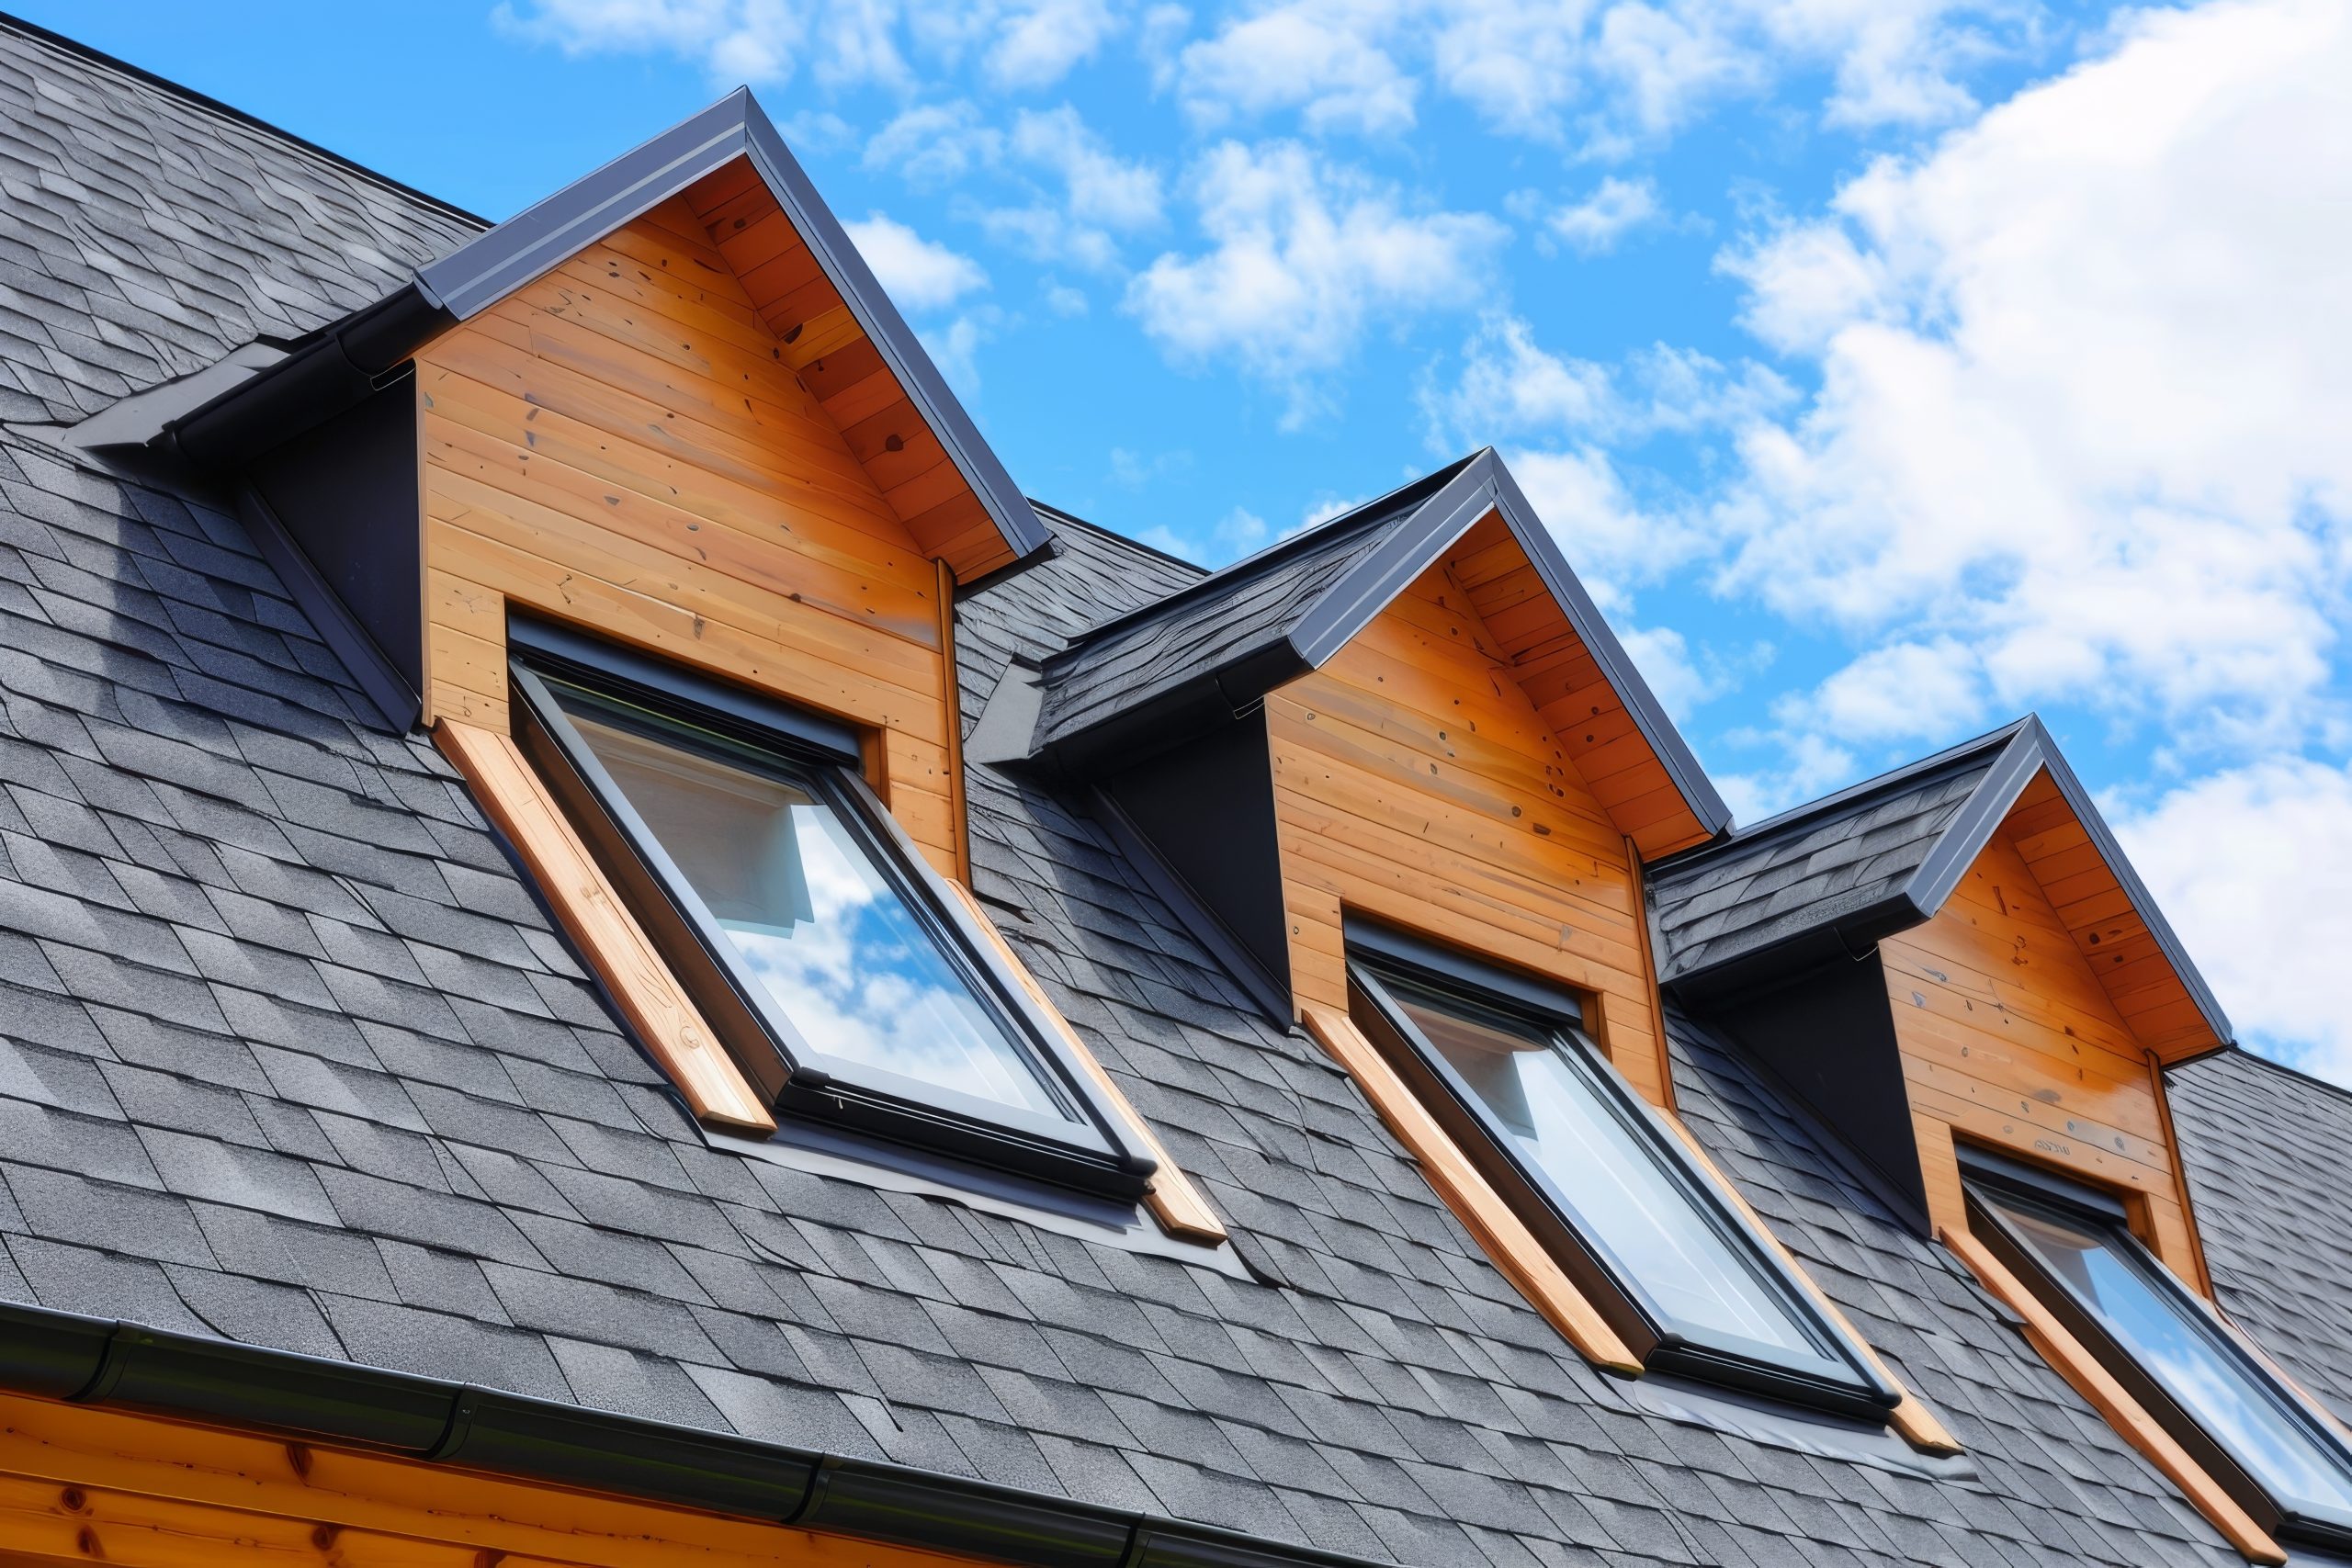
<box><xmin>0</xmin><ymin>1300</ymin><xmax>1377</xmax><ymax>1568</ymax></box>
<box><xmin>1287</xmin><ymin>461</ymin><xmax>1500</xmax><ymax>667</ymax></box>
<box><xmin>1482</xmin><ymin>453</ymin><xmax>1731</xmax><ymax>838</ymax></box>
<box><xmin>731</xmin><ymin>93</ymin><xmax>1052</xmax><ymax>564</ymax></box>
<box><xmin>1899</xmin><ymin>722</ymin><xmax>2048</xmax><ymax>919</ymax></box>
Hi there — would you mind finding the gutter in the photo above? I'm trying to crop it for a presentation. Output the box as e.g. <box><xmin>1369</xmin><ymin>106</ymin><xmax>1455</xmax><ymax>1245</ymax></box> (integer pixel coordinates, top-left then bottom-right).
<box><xmin>0</xmin><ymin>1301</ymin><xmax>1386</xmax><ymax>1568</ymax></box>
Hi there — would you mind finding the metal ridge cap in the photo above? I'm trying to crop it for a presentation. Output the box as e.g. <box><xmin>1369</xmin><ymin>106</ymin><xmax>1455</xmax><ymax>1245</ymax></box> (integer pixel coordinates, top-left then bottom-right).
<box><xmin>416</xmin><ymin>91</ymin><xmax>754</xmax><ymax>321</ymax></box>
<box><xmin>0</xmin><ymin>1299</ymin><xmax>1391</xmax><ymax>1568</ymax></box>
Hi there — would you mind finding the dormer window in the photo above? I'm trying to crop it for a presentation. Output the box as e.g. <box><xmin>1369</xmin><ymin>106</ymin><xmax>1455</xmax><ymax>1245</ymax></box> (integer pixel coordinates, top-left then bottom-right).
<box><xmin>1344</xmin><ymin>924</ymin><xmax>1898</xmax><ymax>1421</ymax></box>
<box><xmin>505</xmin><ymin>618</ymin><xmax>1155</xmax><ymax>1198</ymax></box>
<box><xmin>1963</xmin><ymin>1149</ymin><xmax>2352</xmax><ymax>1553</ymax></box>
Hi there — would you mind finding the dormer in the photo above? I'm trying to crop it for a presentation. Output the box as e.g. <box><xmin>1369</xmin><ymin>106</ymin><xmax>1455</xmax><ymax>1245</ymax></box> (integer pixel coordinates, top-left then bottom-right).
<box><xmin>1012</xmin><ymin>448</ymin><xmax>1729</xmax><ymax>1107</ymax></box>
<box><xmin>1650</xmin><ymin>720</ymin><xmax>2352</xmax><ymax>1560</ymax></box>
<box><xmin>1651</xmin><ymin>716</ymin><xmax>2228</xmax><ymax>1246</ymax></box>
<box><xmin>78</xmin><ymin>92</ymin><xmax>1225</xmax><ymax>1244</ymax></box>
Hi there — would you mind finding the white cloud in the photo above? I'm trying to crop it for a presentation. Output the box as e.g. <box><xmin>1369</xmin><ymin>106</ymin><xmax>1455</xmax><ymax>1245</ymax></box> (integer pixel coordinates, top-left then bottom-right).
<box><xmin>1548</xmin><ymin>175</ymin><xmax>1662</xmax><ymax>254</ymax></box>
<box><xmin>1012</xmin><ymin>107</ymin><xmax>1164</xmax><ymax>229</ymax></box>
<box><xmin>921</xmin><ymin>306</ymin><xmax>1004</xmax><ymax>396</ymax></box>
<box><xmin>1770</xmin><ymin>638</ymin><xmax>1984</xmax><ymax>745</ymax></box>
<box><xmin>1175</xmin><ymin>4</ymin><xmax>1419</xmax><ymax>135</ymax></box>
<box><xmin>865</xmin><ymin>101</ymin><xmax>1003</xmax><ymax>186</ymax></box>
<box><xmin>1125</xmin><ymin>141</ymin><xmax>1506</xmax><ymax>423</ymax></box>
<box><xmin>2114</xmin><ymin>756</ymin><xmax>2352</xmax><ymax>1086</ymax></box>
<box><xmin>1618</xmin><ymin>623</ymin><xmax>1724</xmax><ymax>719</ymax></box>
<box><xmin>1706</xmin><ymin>0</ymin><xmax>2352</xmax><ymax>766</ymax></box>
<box><xmin>985</xmin><ymin>0</ymin><xmax>1123</xmax><ymax>86</ymax></box>
<box><xmin>842</xmin><ymin>212</ymin><xmax>989</xmax><ymax>310</ymax></box>
<box><xmin>494</xmin><ymin>0</ymin><xmax>1115</xmax><ymax>90</ymax></box>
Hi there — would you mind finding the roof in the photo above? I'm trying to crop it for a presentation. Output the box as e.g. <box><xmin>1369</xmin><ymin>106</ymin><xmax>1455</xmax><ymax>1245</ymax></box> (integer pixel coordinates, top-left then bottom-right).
<box><xmin>2167</xmin><ymin>1050</ymin><xmax>2352</xmax><ymax>1429</ymax></box>
<box><xmin>0</xmin><ymin>14</ymin><xmax>480</xmax><ymax>428</ymax></box>
<box><xmin>0</xmin><ymin>17</ymin><xmax>2305</xmax><ymax>1568</ymax></box>
<box><xmin>1649</xmin><ymin>723</ymin><xmax>2025</xmax><ymax>984</ymax></box>
<box><xmin>1649</xmin><ymin>718</ymin><xmax>2233</xmax><ymax>1055</ymax></box>
<box><xmin>1030</xmin><ymin>451</ymin><xmax>1732</xmax><ymax>846</ymax></box>
<box><xmin>1030</xmin><ymin>460</ymin><xmax>1469</xmax><ymax>758</ymax></box>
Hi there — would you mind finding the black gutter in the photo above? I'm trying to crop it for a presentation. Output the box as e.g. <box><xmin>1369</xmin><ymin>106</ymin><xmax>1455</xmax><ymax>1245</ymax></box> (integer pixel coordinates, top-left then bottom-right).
<box><xmin>163</xmin><ymin>284</ymin><xmax>451</xmax><ymax>469</ymax></box>
<box><xmin>0</xmin><ymin>1300</ymin><xmax>1391</xmax><ymax>1568</ymax></box>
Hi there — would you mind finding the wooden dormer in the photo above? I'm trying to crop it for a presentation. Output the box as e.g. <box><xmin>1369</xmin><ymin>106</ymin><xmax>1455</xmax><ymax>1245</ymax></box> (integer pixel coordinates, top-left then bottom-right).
<box><xmin>1021</xmin><ymin>450</ymin><xmax>1731</xmax><ymax>1109</ymax></box>
<box><xmin>1652</xmin><ymin>717</ymin><xmax>2233</xmax><ymax>1278</ymax></box>
<box><xmin>149</xmin><ymin>91</ymin><xmax>1050</xmax><ymax>881</ymax></box>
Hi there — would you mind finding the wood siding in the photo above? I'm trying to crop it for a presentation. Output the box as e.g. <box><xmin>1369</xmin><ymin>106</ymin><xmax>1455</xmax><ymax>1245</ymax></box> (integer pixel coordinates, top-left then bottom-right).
<box><xmin>0</xmin><ymin>1392</ymin><xmax>999</xmax><ymax>1568</ymax></box>
<box><xmin>1888</xmin><ymin>829</ymin><xmax>2209</xmax><ymax>1285</ymax></box>
<box><xmin>1449</xmin><ymin>513</ymin><xmax>1713</xmax><ymax>860</ymax></box>
<box><xmin>1271</xmin><ymin>553</ymin><xmax>1673</xmax><ymax>1109</ymax></box>
<box><xmin>2006</xmin><ymin>772</ymin><xmax>2222</xmax><ymax>1061</ymax></box>
<box><xmin>411</xmin><ymin>195</ymin><xmax>963</xmax><ymax>875</ymax></box>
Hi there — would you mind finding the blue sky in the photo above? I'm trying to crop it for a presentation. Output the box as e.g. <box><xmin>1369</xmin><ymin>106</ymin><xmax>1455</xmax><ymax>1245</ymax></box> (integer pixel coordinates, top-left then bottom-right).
<box><xmin>28</xmin><ymin>0</ymin><xmax>2352</xmax><ymax>1081</ymax></box>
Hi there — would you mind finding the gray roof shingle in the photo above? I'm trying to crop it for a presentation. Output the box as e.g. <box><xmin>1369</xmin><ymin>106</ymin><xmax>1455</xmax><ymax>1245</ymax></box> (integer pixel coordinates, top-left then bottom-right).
<box><xmin>2167</xmin><ymin>1051</ymin><xmax>2352</xmax><ymax>1428</ymax></box>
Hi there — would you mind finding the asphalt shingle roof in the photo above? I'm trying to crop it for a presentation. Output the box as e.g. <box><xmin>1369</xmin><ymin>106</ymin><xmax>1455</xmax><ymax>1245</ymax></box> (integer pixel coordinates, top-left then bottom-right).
<box><xmin>1647</xmin><ymin>730</ymin><xmax>2015</xmax><ymax>982</ymax></box>
<box><xmin>0</xmin><ymin>17</ymin><xmax>2294</xmax><ymax>1568</ymax></box>
<box><xmin>1029</xmin><ymin>460</ymin><xmax>1470</xmax><ymax>753</ymax></box>
<box><xmin>2167</xmin><ymin>1051</ymin><xmax>2352</xmax><ymax>1429</ymax></box>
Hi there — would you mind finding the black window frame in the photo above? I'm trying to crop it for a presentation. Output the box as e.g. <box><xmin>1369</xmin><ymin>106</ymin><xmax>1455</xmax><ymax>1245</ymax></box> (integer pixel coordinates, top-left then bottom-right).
<box><xmin>1342</xmin><ymin>920</ymin><xmax>1899</xmax><ymax>1423</ymax></box>
<box><xmin>1961</xmin><ymin>1145</ymin><xmax>2352</xmax><ymax>1553</ymax></box>
<box><xmin>504</xmin><ymin>616</ymin><xmax>1157</xmax><ymax>1201</ymax></box>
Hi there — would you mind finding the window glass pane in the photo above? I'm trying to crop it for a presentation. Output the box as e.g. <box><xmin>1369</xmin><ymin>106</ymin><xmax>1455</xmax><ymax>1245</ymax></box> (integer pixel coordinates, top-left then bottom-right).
<box><xmin>564</xmin><ymin>703</ymin><xmax>1069</xmax><ymax>1121</ymax></box>
<box><xmin>1989</xmin><ymin>1193</ymin><xmax>2352</xmax><ymax>1517</ymax></box>
<box><xmin>1379</xmin><ymin>974</ymin><xmax>1826</xmax><ymax>1359</ymax></box>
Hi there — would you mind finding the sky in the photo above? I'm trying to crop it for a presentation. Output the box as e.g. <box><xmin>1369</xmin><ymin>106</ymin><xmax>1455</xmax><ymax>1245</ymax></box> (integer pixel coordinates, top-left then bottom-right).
<box><xmin>25</xmin><ymin>0</ymin><xmax>2352</xmax><ymax>1083</ymax></box>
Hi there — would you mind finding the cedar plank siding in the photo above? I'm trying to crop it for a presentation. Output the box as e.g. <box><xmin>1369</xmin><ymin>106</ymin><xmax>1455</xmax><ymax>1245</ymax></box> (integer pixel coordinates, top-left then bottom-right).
<box><xmin>1888</xmin><ymin>828</ymin><xmax>2210</xmax><ymax>1286</ymax></box>
<box><xmin>1271</xmin><ymin>552</ymin><xmax>1672</xmax><ymax>1109</ymax></box>
<box><xmin>412</xmin><ymin>193</ymin><xmax>963</xmax><ymax>876</ymax></box>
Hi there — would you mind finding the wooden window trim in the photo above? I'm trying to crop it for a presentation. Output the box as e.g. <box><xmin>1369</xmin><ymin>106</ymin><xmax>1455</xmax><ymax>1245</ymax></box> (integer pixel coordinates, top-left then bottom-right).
<box><xmin>1300</xmin><ymin>1002</ymin><xmax>1643</xmax><ymax>1374</ymax></box>
<box><xmin>506</xmin><ymin>644</ymin><xmax>1155</xmax><ymax>1196</ymax></box>
<box><xmin>1655</xmin><ymin>1113</ymin><xmax>1960</xmax><ymax>1455</ymax></box>
<box><xmin>435</xmin><ymin>717</ymin><xmax>775</xmax><ymax>1133</ymax></box>
<box><xmin>1939</xmin><ymin>1220</ymin><xmax>2287</xmax><ymax>1563</ymax></box>
<box><xmin>1342</xmin><ymin>943</ymin><xmax>1922</xmax><ymax>1427</ymax></box>
<box><xmin>944</xmin><ymin>880</ymin><xmax>1227</xmax><ymax>1245</ymax></box>
<box><xmin>1957</xmin><ymin>1161</ymin><xmax>2352</xmax><ymax>1558</ymax></box>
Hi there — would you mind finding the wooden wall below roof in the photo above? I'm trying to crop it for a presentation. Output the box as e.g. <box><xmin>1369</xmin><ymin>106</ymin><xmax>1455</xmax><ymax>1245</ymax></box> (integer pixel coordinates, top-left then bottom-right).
<box><xmin>1887</xmin><ymin>830</ymin><xmax>2209</xmax><ymax>1289</ymax></box>
<box><xmin>410</xmin><ymin>202</ymin><xmax>961</xmax><ymax>876</ymax></box>
<box><xmin>1270</xmin><ymin>558</ymin><xmax>1672</xmax><ymax>1110</ymax></box>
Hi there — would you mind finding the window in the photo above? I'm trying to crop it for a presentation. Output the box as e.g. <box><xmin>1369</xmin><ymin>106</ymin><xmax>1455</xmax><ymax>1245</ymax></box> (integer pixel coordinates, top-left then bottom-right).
<box><xmin>1962</xmin><ymin>1149</ymin><xmax>2352</xmax><ymax>1551</ymax></box>
<box><xmin>505</xmin><ymin>618</ymin><xmax>1156</xmax><ymax>1198</ymax></box>
<box><xmin>1344</xmin><ymin>924</ymin><xmax>1898</xmax><ymax>1420</ymax></box>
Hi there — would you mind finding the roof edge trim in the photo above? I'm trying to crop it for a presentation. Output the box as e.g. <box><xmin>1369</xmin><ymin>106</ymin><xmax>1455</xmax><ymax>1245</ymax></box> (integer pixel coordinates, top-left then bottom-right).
<box><xmin>0</xmin><ymin>1300</ymin><xmax>1388</xmax><ymax>1568</ymax></box>
<box><xmin>1479</xmin><ymin>452</ymin><xmax>1732</xmax><ymax>839</ymax></box>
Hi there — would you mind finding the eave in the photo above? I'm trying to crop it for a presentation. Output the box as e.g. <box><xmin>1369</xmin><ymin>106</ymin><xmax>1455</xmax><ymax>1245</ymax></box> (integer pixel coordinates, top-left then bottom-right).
<box><xmin>0</xmin><ymin>1299</ymin><xmax>1382</xmax><ymax>1568</ymax></box>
